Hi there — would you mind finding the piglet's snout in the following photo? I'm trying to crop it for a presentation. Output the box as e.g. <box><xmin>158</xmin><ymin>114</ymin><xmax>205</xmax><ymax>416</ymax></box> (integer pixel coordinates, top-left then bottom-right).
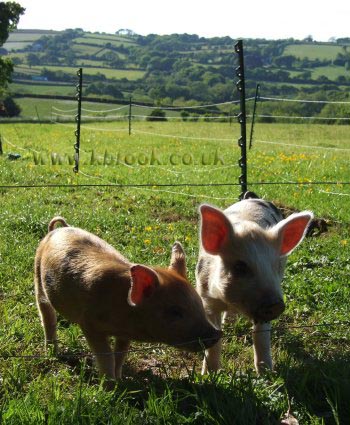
<box><xmin>201</xmin><ymin>328</ymin><xmax>223</xmax><ymax>349</ymax></box>
<box><xmin>255</xmin><ymin>299</ymin><xmax>285</xmax><ymax>322</ymax></box>
<box><xmin>182</xmin><ymin>328</ymin><xmax>222</xmax><ymax>352</ymax></box>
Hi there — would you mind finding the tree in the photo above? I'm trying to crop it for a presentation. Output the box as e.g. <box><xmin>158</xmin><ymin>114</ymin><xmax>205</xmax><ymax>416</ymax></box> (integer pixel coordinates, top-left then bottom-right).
<box><xmin>0</xmin><ymin>2</ymin><xmax>25</xmax><ymax>45</ymax></box>
<box><xmin>27</xmin><ymin>53</ymin><xmax>41</xmax><ymax>67</ymax></box>
<box><xmin>0</xmin><ymin>2</ymin><xmax>25</xmax><ymax>94</ymax></box>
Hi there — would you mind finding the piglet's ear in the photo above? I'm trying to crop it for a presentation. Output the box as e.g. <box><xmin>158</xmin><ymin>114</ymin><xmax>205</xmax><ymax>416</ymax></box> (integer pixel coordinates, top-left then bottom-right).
<box><xmin>128</xmin><ymin>265</ymin><xmax>159</xmax><ymax>306</ymax></box>
<box><xmin>200</xmin><ymin>204</ymin><xmax>233</xmax><ymax>255</ymax></box>
<box><xmin>275</xmin><ymin>211</ymin><xmax>313</xmax><ymax>257</ymax></box>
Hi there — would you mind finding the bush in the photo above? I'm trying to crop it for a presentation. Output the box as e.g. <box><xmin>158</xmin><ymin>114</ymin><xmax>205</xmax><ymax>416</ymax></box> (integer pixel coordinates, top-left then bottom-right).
<box><xmin>0</xmin><ymin>96</ymin><xmax>21</xmax><ymax>117</ymax></box>
<box><xmin>180</xmin><ymin>110</ymin><xmax>190</xmax><ymax>121</ymax></box>
<box><xmin>146</xmin><ymin>108</ymin><xmax>167</xmax><ymax>121</ymax></box>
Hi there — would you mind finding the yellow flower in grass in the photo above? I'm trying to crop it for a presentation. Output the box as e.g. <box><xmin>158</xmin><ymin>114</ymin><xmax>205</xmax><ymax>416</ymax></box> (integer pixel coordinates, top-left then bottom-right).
<box><xmin>145</xmin><ymin>226</ymin><xmax>153</xmax><ymax>232</ymax></box>
<box><xmin>144</xmin><ymin>239</ymin><xmax>151</xmax><ymax>245</ymax></box>
<box><xmin>185</xmin><ymin>235</ymin><xmax>192</xmax><ymax>242</ymax></box>
<box><xmin>340</xmin><ymin>240</ymin><xmax>348</xmax><ymax>246</ymax></box>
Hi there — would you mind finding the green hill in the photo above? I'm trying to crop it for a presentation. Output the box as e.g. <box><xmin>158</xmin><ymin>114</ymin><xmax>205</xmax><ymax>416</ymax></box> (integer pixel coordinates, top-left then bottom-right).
<box><xmin>2</xmin><ymin>29</ymin><xmax>350</xmax><ymax>114</ymax></box>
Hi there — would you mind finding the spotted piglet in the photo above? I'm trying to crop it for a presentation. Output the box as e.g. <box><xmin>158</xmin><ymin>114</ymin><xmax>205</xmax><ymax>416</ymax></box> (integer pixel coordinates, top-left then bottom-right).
<box><xmin>196</xmin><ymin>192</ymin><xmax>313</xmax><ymax>374</ymax></box>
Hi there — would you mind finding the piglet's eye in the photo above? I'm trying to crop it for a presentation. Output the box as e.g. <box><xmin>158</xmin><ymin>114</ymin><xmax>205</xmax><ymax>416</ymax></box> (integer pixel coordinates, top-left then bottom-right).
<box><xmin>233</xmin><ymin>260</ymin><xmax>250</xmax><ymax>276</ymax></box>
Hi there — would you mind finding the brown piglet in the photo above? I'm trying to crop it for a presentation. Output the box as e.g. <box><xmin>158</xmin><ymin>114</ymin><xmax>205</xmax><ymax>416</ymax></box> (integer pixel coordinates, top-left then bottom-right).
<box><xmin>35</xmin><ymin>217</ymin><xmax>221</xmax><ymax>383</ymax></box>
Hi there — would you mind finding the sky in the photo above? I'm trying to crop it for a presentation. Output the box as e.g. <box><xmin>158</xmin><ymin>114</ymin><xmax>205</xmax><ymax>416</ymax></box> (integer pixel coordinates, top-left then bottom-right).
<box><xmin>15</xmin><ymin>0</ymin><xmax>350</xmax><ymax>42</ymax></box>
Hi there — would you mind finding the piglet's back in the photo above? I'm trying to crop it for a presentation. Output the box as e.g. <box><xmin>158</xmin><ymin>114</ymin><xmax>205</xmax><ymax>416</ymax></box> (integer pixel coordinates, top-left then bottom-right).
<box><xmin>37</xmin><ymin>227</ymin><xmax>131</xmax><ymax>323</ymax></box>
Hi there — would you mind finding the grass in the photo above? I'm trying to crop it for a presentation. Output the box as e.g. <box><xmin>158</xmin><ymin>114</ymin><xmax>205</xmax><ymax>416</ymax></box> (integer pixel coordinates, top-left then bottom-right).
<box><xmin>9</xmin><ymin>83</ymin><xmax>75</xmax><ymax>97</ymax></box>
<box><xmin>283</xmin><ymin>44</ymin><xmax>345</xmax><ymax>61</ymax></box>
<box><xmin>74</xmin><ymin>36</ymin><xmax>137</xmax><ymax>48</ymax></box>
<box><xmin>26</xmin><ymin>65</ymin><xmax>145</xmax><ymax>80</ymax></box>
<box><xmin>0</xmin><ymin>119</ymin><xmax>349</xmax><ymax>423</ymax></box>
<box><xmin>3</xmin><ymin>30</ymin><xmax>57</xmax><ymax>51</ymax></box>
<box><xmin>309</xmin><ymin>66</ymin><xmax>349</xmax><ymax>80</ymax></box>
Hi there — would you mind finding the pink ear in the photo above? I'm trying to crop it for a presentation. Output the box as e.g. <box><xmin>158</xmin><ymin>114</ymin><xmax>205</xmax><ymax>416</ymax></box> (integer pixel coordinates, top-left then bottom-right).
<box><xmin>277</xmin><ymin>212</ymin><xmax>313</xmax><ymax>256</ymax></box>
<box><xmin>200</xmin><ymin>204</ymin><xmax>232</xmax><ymax>255</ymax></box>
<box><xmin>128</xmin><ymin>265</ymin><xmax>159</xmax><ymax>306</ymax></box>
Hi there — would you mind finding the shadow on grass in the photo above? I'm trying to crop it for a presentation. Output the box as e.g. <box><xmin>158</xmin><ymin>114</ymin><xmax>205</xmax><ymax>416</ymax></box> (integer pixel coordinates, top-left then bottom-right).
<box><xmin>274</xmin><ymin>328</ymin><xmax>350</xmax><ymax>424</ymax></box>
<box><xmin>55</xmin><ymin>352</ymin><xmax>283</xmax><ymax>424</ymax></box>
<box><xmin>52</xmin><ymin>329</ymin><xmax>350</xmax><ymax>424</ymax></box>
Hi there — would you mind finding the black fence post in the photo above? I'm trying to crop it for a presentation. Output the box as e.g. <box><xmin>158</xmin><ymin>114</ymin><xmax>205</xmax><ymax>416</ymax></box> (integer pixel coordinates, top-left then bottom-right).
<box><xmin>73</xmin><ymin>68</ymin><xmax>83</xmax><ymax>173</ymax></box>
<box><xmin>235</xmin><ymin>40</ymin><xmax>248</xmax><ymax>199</ymax></box>
<box><xmin>0</xmin><ymin>135</ymin><xmax>3</xmax><ymax>155</ymax></box>
<box><xmin>249</xmin><ymin>83</ymin><xmax>260</xmax><ymax>149</ymax></box>
<box><xmin>128</xmin><ymin>97</ymin><xmax>132</xmax><ymax>135</ymax></box>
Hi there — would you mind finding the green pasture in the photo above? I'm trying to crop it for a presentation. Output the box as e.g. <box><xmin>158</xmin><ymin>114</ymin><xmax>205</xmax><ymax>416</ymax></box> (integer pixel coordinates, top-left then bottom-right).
<box><xmin>26</xmin><ymin>65</ymin><xmax>145</xmax><ymax>80</ymax></box>
<box><xmin>3</xmin><ymin>41</ymin><xmax>32</xmax><ymax>51</ymax></box>
<box><xmin>14</xmin><ymin>65</ymin><xmax>41</xmax><ymax>75</ymax></box>
<box><xmin>0</xmin><ymin>120</ymin><xmax>349</xmax><ymax>423</ymax></box>
<box><xmin>9</xmin><ymin>83</ymin><xmax>75</xmax><ymax>97</ymax></box>
<box><xmin>71</xmin><ymin>42</ymin><xmax>104</xmax><ymax>57</ymax></box>
<box><xmin>3</xmin><ymin>30</ymin><xmax>57</xmax><ymax>51</ymax></box>
<box><xmin>283</xmin><ymin>44</ymin><xmax>344</xmax><ymax>61</ymax></box>
<box><xmin>74</xmin><ymin>36</ymin><xmax>137</xmax><ymax>48</ymax></box>
<box><xmin>10</xmin><ymin>98</ymin><xmax>174</xmax><ymax>121</ymax></box>
<box><xmin>309</xmin><ymin>65</ymin><xmax>349</xmax><ymax>80</ymax></box>
<box><xmin>79</xmin><ymin>33</ymin><xmax>138</xmax><ymax>45</ymax></box>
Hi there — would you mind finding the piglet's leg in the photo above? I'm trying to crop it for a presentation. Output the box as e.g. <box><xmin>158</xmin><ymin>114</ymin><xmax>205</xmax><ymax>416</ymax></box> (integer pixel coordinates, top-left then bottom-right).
<box><xmin>38</xmin><ymin>301</ymin><xmax>58</xmax><ymax>353</ymax></box>
<box><xmin>252</xmin><ymin>321</ymin><xmax>272</xmax><ymax>372</ymax></box>
<box><xmin>202</xmin><ymin>312</ymin><xmax>222</xmax><ymax>374</ymax></box>
<box><xmin>82</xmin><ymin>327</ymin><xmax>115</xmax><ymax>381</ymax></box>
<box><xmin>113</xmin><ymin>338</ymin><xmax>130</xmax><ymax>379</ymax></box>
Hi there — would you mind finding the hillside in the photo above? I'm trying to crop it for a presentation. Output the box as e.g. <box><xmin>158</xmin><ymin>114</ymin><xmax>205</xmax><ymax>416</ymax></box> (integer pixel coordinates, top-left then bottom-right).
<box><xmin>2</xmin><ymin>29</ymin><xmax>350</xmax><ymax>116</ymax></box>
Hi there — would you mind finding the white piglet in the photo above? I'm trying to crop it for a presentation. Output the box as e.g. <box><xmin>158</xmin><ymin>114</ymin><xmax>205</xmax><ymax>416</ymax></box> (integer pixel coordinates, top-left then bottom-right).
<box><xmin>196</xmin><ymin>192</ymin><xmax>313</xmax><ymax>374</ymax></box>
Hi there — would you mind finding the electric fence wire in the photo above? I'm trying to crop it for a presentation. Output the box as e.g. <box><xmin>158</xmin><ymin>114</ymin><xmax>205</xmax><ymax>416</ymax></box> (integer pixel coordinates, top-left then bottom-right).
<box><xmin>254</xmin><ymin>140</ymin><xmax>350</xmax><ymax>151</ymax></box>
<box><xmin>131</xmin><ymin>99</ymin><xmax>249</xmax><ymax>110</ymax></box>
<box><xmin>0</xmin><ymin>320</ymin><xmax>349</xmax><ymax>361</ymax></box>
<box><xmin>252</xmin><ymin>114</ymin><xmax>350</xmax><ymax>122</ymax></box>
<box><xmin>259</xmin><ymin>96</ymin><xmax>350</xmax><ymax>104</ymax></box>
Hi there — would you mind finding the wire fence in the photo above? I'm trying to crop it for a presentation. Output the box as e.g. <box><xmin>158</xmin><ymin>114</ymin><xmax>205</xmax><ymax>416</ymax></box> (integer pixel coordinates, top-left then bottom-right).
<box><xmin>49</xmin><ymin>95</ymin><xmax>350</xmax><ymax>122</ymax></box>
<box><xmin>1</xmin><ymin>320</ymin><xmax>349</xmax><ymax>362</ymax></box>
<box><xmin>2</xmin><ymin>89</ymin><xmax>350</xmax><ymax>215</ymax></box>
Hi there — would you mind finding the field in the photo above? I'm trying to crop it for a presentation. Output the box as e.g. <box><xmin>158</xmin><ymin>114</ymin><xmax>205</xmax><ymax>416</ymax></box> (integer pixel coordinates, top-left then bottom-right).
<box><xmin>14</xmin><ymin>65</ymin><xmax>145</xmax><ymax>81</ymax></box>
<box><xmin>283</xmin><ymin>44</ymin><xmax>345</xmax><ymax>61</ymax></box>
<box><xmin>3</xmin><ymin>30</ymin><xmax>58</xmax><ymax>51</ymax></box>
<box><xmin>0</xmin><ymin>119</ymin><xmax>349</xmax><ymax>424</ymax></box>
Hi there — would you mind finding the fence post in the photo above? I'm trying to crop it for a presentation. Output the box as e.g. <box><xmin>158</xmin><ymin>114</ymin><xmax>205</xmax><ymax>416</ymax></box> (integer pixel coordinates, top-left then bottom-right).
<box><xmin>235</xmin><ymin>40</ymin><xmax>248</xmax><ymax>199</ymax></box>
<box><xmin>128</xmin><ymin>97</ymin><xmax>132</xmax><ymax>135</ymax></box>
<box><xmin>249</xmin><ymin>83</ymin><xmax>260</xmax><ymax>149</ymax></box>
<box><xmin>73</xmin><ymin>68</ymin><xmax>83</xmax><ymax>173</ymax></box>
<box><xmin>35</xmin><ymin>106</ymin><xmax>41</xmax><ymax>125</ymax></box>
<box><xmin>0</xmin><ymin>135</ymin><xmax>3</xmax><ymax>155</ymax></box>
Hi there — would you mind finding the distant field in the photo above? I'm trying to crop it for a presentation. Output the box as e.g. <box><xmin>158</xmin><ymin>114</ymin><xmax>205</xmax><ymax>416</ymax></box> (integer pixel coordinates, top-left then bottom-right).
<box><xmin>14</xmin><ymin>65</ymin><xmax>41</xmax><ymax>75</ymax></box>
<box><xmin>287</xmin><ymin>65</ymin><xmax>348</xmax><ymax>81</ymax></box>
<box><xmin>283</xmin><ymin>43</ymin><xmax>344</xmax><ymax>60</ymax></box>
<box><xmin>3</xmin><ymin>41</ymin><xmax>33</xmax><ymax>51</ymax></box>
<box><xmin>309</xmin><ymin>65</ymin><xmax>349</xmax><ymax>80</ymax></box>
<box><xmin>9</xmin><ymin>82</ymin><xmax>75</xmax><ymax>97</ymax></box>
<box><xmin>3</xmin><ymin>30</ymin><xmax>57</xmax><ymax>51</ymax></box>
<box><xmin>26</xmin><ymin>65</ymin><xmax>145</xmax><ymax>80</ymax></box>
<box><xmin>71</xmin><ymin>43</ymin><xmax>104</xmax><ymax>56</ymax></box>
<box><xmin>84</xmin><ymin>33</ymin><xmax>138</xmax><ymax>44</ymax></box>
<box><xmin>74</xmin><ymin>37</ymin><xmax>135</xmax><ymax>48</ymax></box>
<box><xmin>94</xmin><ymin>48</ymin><xmax>127</xmax><ymax>60</ymax></box>
<box><xmin>10</xmin><ymin>97</ymin><xmax>186</xmax><ymax>121</ymax></box>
